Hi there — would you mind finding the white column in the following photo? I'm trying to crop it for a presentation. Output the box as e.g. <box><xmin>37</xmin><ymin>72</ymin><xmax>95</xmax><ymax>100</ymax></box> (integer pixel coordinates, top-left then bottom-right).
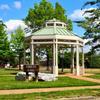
<box><xmin>55</xmin><ymin>39</ymin><xmax>58</xmax><ymax>76</ymax></box>
<box><xmin>82</xmin><ymin>47</ymin><xmax>85</xmax><ymax>75</ymax></box>
<box><xmin>53</xmin><ymin>39</ymin><xmax>55</xmax><ymax>74</ymax></box>
<box><xmin>71</xmin><ymin>45</ymin><xmax>74</xmax><ymax>74</ymax></box>
<box><xmin>31</xmin><ymin>39</ymin><xmax>34</xmax><ymax>65</ymax></box>
<box><xmin>76</xmin><ymin>41</ymin><xmax>80</xmax><ymax>76</ymax></box>
<box><xmin>53</xmin><ymin>39</ymin><xmax>58</xmax><ymax>76</ymax></box>
<box><xmin>23</xmin><ymin>47</ymin><xmax>26</xmax><ymax>65</ymax></box>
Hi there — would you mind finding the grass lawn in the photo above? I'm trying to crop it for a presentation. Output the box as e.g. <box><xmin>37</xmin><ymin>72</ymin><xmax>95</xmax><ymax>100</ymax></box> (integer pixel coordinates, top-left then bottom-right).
<box><xmin>0</xmin><ymin>89</ymin><xmax>100</xmax><ymax>100</ymax></box>
<box><xmin>0</xmin><ymin>68</ymin><xmax>18</xmax><ymax>75</ymax></box>
<box><xmin>87</xmin><ymin>73</ymin><xmax>100</xmax><ymax>79</ymax></box>
<box><xmin>0</xmin><ymin>68</ymin><xmax>99</xmax><ymax>90</ymax></box>
<box><xmin>0</xmin><ymin>75</ymin><xmax>99</xmax><ymax>90</ymax></box>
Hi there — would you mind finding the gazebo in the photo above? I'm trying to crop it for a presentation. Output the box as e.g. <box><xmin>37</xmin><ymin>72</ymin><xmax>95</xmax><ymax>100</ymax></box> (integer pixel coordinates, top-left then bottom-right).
<box><xmin>25</xmin><ymin>19</ymin><xmax>85</xmax><ymax>76</ymax></box>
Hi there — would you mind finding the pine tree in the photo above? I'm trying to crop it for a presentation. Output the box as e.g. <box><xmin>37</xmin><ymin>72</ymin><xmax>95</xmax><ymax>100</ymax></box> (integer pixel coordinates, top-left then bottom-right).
<box><xmin>77</xmin><ymin>0</ymin><xmax>100</xmax><ymax>52</ymax></box>
<box><xmin>0</xmin><ymin>21</ymin><xmax>9</xmax><ymax>65</ymax></box>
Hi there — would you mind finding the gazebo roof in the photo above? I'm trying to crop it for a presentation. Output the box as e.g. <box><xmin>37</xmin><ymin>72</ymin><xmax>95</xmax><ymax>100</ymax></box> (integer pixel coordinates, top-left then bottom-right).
<box><xmin>32</xmin><ymin>27</ymin><xmax>75</xmax><ymax>36</ymax></box>
<box><xmin>32</xmin><ymin>18</ymin><xmax>76</xmax><ymax>36</ymax></box>
<box><xmin>29</xmin><ymin>19</ymin><xmax>84</xmax><ymax>43</ymax></box>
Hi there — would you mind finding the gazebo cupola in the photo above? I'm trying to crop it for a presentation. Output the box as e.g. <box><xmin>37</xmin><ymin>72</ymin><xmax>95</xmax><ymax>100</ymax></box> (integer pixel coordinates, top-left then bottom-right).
<box><xmin>27</xmin><ymin>18</ymin><xmax>85</xmax><ymax>76</ymax></box>
<box><xmin>45</xmin><ymin>18</ymin><xmax>67</xmax><ymax>28</ymax></box>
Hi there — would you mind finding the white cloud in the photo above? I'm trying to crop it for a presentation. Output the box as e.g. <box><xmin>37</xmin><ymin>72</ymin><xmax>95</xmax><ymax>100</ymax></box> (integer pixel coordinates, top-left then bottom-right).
<box><xmin>69</xmin><ymin>8</ymin><xmax>95</xmax><ymax>21</ymax></box>
<box><xmin>0</xmin><ymin>4</ymin><xmax>10</xmax><ymax>10</ymax></box>
<box><xmin>5</xmin><ymin>20</ymin><xmax>27</xmax><ymax>33</ymax></box>
<box><xmin>0</xmin><ymin>17</ymin><xmax>2</xmax><ymax>20</ymax></box>
<box><xmin>14</xmin><ymin>1</ymin><xmax>22</xmax><ymax>9</ymax></box>
<box><xmin>83</xmin><ymin>45</ymin><xmax>91</xmax><ymax>53</ymax></box>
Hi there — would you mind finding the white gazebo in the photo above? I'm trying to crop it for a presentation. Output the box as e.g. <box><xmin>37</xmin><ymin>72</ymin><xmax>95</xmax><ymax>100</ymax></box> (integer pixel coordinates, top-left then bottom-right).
<box><xmin>25</xmin><ymin>19</ymin><xmax>85</xmax><ymax>76</ymax></box>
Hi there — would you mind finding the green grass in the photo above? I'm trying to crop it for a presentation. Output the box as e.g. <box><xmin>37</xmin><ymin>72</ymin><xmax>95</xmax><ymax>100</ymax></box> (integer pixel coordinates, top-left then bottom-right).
<box><xmin>0</xmin><ymin>68</ymin><xmax>99</xmax><ymax>90</ymax></box>
<box><xmin>0</xmin><ymin>76</ymin><xmax>99</xmax><ymax>90</ymax></box>
<box><xmin>0</xmin><ymin>68</ymin><xmax>18</xmax><ymax>75</ymax></box>
<box><xmin>0</xmin><ymin>89</ymin><xmax>100</xmax><ymax>100</ymax></box>
<box><xmin>87</xmin><ymin>73</ymin><xmax>100</xmax><ymax>79</ymax></box>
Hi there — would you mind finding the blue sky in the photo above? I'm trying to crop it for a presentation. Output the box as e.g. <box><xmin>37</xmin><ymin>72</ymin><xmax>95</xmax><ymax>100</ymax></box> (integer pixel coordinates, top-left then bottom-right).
<box><xmin>0</xmin><ymin>0</ymin><xmax>91</xmax><ymax>36</ymax></box>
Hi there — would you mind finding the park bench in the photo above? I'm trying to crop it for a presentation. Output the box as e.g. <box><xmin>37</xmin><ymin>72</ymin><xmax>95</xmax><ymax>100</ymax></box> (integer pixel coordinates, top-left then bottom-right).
<box><xmin>23</xmin><ymin>64</ymin><xmax>39</xmax><ymax>81</ymax></box>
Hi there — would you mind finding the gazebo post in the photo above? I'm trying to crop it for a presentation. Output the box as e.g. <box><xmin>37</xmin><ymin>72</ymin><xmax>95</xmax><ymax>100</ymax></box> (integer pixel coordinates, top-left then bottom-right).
<box><xmin>53</xmin><ymin>39</ymin><xmax>56</xmax><ymax>75</ymax></box>
<box><xmin>71</xmin><ymin>45</ymin><xmax>75</xmax><ymax>74</ymax></box>
<box><xmin>76</xmin><ymin>41</ymin><xmax>80</xmax><ymax>76</ymax></box>
<box><xmin>30</xmin><ymin>45</ymin><xmax>32</xmax><ymax>64</ymax></box>
<box><xmin>31</xmin><ymin>39</ymin><xmax>34</xmax><ymax>65</ymax></box>
<box><xmin>53</xmin><ymin>39</ymin><xmax>58</xmax><ymax>76</ymax></box>
<box><xmin>23</xmin><ymin>47</ymin><xmax>26</xmax><ymax>65</ymax></box>
<box><xmin>55</xmin><ymin>39</ymin><xmax>58</xmax><ymax>76</ymax></box>
<box><xmin>82</xmin><ymin>48</ymin><xmax>85</xmax><ymax>75</ymax></box>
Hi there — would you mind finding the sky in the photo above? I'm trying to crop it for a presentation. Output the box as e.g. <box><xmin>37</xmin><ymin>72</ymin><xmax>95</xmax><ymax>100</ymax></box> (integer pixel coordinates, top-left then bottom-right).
<box><xmin>0</xmin><ymin>0</ymin><xmax>92</xmax><ymax>35</ymax></box>
<box><xmin>0</xmin><ymin>0</ymin><xmax>93</xmax><ymax>52</ymax></box>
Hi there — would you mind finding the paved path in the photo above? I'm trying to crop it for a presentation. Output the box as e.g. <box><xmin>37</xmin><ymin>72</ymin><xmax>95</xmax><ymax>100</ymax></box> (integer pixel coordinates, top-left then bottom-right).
<box><xmin>0</xmin><ymin>74</ymin><xmax>100</xmax><ymax>95</ymax></box>
<box><xmin>66</xmin><ymin>74</ymin><xmax>100</xmax><ymax>83</ymax></box>
<box><xmin>0</xmin><ymin>85</ymin><xmax>100</xmax><ymax>95</ymax></box>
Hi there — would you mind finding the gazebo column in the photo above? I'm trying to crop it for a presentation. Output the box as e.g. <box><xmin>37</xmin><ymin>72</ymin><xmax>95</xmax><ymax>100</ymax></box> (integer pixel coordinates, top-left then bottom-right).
<box><xmin>76</xmin><ymin>41</ymin><xmax>80</xmax><ymax>76</ymax></box>
<box><xmin>31</xmin><ymin>39</ymin><xmax>34</xmax><ymax>65</ymax></box>
<box><xmin>23</xmin><ymin>47</ymin><xmax>26</xmax><ymax>65</ymax></box>
<box><xmin>53</xmin><ymin>39</ymin><xmax>58</xmax><ymax>76</ymax></box>
<box><xmin>82</xmin><ymin>47</ymin><xmax>85</xmax><ymax>75</ymax></box>
<box><xmin>55</xmin><ymin>39</ymin><xmax>58</xmax><ymax>76</ymax></box>
<box><xmin>71</xmin><ymin>45</ymin><xmax>75</xmax><ymax>74</ymax></box>
<box><xmin>53</xmin><ymin>40</ymin><xmax>55</xmax><ymax>75</ymax></box>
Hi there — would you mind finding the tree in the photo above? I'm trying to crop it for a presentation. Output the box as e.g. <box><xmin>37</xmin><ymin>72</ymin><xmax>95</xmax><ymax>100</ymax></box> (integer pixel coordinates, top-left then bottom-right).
<box><xmin>54</xmin><ymin>2</ymin><xmax>67</xmax><ymax>22</ymax></box>
<box><xmin>54</xmin><ymin>2</ymin><xmax>73</xmax><ymax>30</ymax></box>
<box><xmin>25</xmin><ymin>0</ymin><xmax>72</xmax><ymax>31</ymax></box>
<box><xmin>0</xmin><ymin>20</ymin><xmax>10</xmax><ymax>66</ymax></box>
<box><xmin>10</xmin><ymin>27</ymin><xmax>25</xmax><ymax>69</ymax></box>
<box><xmin>25</xmin><ymin>0</ymin><xmax>54</xmax><ymax>30</ymax></box>
<box><xmin>76</xmin><ymin>0</ymin><xmax>100</xmax><ymax>52</ymax></box>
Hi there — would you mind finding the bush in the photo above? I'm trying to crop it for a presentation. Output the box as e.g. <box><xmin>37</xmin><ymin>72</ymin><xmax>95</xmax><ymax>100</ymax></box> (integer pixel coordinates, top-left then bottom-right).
<box><xmin>85</xmin><ymin>55</ymin><xmax>100</xmax><ymax>68</ymax></box>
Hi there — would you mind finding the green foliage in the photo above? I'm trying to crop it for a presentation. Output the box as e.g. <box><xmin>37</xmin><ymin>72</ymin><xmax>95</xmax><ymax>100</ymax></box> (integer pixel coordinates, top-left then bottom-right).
<box><xmin>90</xmin><ymin>55</ymin><xmax>100</xmax><ymax>68</ymax></box>
<box><xmin>0</xmin><ymin>20</ymin><xmax>10</xmax><ymax>65</ymax></box>
<box><xmin>67</xmin><ymin>19</ymin><xmax>73</xmax><ymax>31</ymax></box>
<box><xmin>54</xmin><ymin>2</ymin><xmax>66</xmax><ymax>22</ymax></box>
<box><xmin>25</xmin><ymin>0</ymin><xmax>54</xmax><ymax>29</ymax></box>
<box><xmin>10</xmin><ymin>27</ymin><xmax>25</xmax><ymax>66</ymax></box>
<box><xmin>25</xmin><ymin>0</ymin><xmax>72</xmax><ymax>31</ymax></box>
<box><xmin>85</xmin><ymin>53</ymin><xmax>100</xmax><ymax>68</ymax></box>
<box><xmin>58</xmin><ymin>52</ymin><xmax>71</xmax><ymax>68</ymax></box>
<box><xmin>77</xmin><ymin>0</ymin><xmax>100</xmax><ymax>52</ymax></box>
<box><xmin>58</xmin><ymin>52</ymin><xmax>83</xmax><ymax>68</ymax></box>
